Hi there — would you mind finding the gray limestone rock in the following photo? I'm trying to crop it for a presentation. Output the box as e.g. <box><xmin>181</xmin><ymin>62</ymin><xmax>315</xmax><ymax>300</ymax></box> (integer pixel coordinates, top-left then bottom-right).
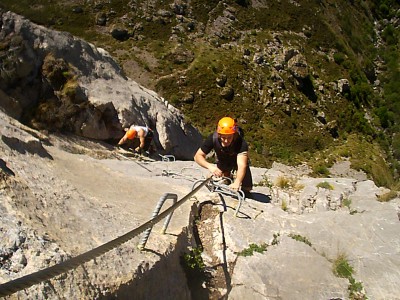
<box><xmin>0</xmin><ymin>109</ymin><xmax>399</xmax><ymax>299</ymax></box>
<box><xmin>0</xmin><ymin>11</ymin><xmax>201</xmax><ymax>159</ymax></box>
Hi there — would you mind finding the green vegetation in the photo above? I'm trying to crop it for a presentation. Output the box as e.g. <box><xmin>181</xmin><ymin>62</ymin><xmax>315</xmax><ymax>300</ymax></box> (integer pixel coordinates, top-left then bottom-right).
<box><xmin>342</xmin><ymin>198</ymin><xmax>352</xmax><ymax>209</ymax></box>
<box><xmin>348</xmin><ymin>277</ymin><xmax>367</xmax><ymax>300</ymax></box>
<box><xmin>182</xmin><ymin>247</ymin><xmax>205</xmax><ymax>271</ymax></box>
<box><xmin>332</xmin><ymin>253</ymin><xmax>367</xmax><ymax>299</ymax></box>
<box><xmin>341</xmin><ymin>198</ymin><xmax>361</xmax><ymax>215</ymax></box>
<box><xmin>180</xmin><ymin>246</ymin><xmax>209</xmax><ymax>297</ymax></box>
<box><xmin>288</xmin><ymin>233</ymin><xmax>312</xmax><ymax>247</ymax></box>
<box><xmin>333</xmin><ymin>253</ymin><xmax>354</xmax><ymax>278</ymax></box>
<box><xmin>238</xmin><ymin>233</ymin><xmax>280</xmax><ymax>256</ymax></box>
<box><xmin>312</xmin><ymin>163</ymin><xmax>330</xmax><ymax>177</ymax></box>
<box><xmin>237</xmin><ymin>243</ymin><xmax>268</xmax><ymax>257</ymax></box>
<box><xmin>316</xmin><ymin>181</ymin><xmax>334</xmax><ymax>190</ymax></box>
<box><xmin>333</xmin><ymin>52</ymin><xmax>347</xmax><ymax>65</ymax></box>
<box><xmin>1</xmin><ymin>0</ymin><xmax>400</xmax><ymax>189</ymax></box>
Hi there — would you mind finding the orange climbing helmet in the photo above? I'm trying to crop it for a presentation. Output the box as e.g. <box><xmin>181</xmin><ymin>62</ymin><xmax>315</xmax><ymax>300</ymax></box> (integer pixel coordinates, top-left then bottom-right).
<box><xmin>126</xmin><ymin>128</ymin><xmax>137</xmax><ymax>139</ymax></box>
<box><xmin>217</xmin><ymin>117</ymin><xmax>237</xmax><ymax>135</ymax></box>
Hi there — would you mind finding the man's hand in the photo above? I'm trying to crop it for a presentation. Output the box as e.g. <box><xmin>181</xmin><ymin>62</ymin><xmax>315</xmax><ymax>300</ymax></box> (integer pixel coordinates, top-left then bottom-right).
<box><xmin>208</xmin><ymin>165</ymin><xmax>223</xmax><ymax>177</ymax></box>
<box><xmin>229</xmin><ymin>181</ymin><xmax>241</xmax><ymax>191</ymax></box>
<box><xmin>134</xmin><ymin>147</ymin><xmax>142</xmax><ymax>154</ymax></box>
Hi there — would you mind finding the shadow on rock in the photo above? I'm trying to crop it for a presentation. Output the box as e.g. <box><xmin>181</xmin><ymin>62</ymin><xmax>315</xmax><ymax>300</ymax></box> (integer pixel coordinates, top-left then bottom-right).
<box><xmin>0</xmin><ymin>159</ymin><xmax>15</xmax><ymax>176</ymax></box>
<box><xmin>247</xmin><ymin>192</ymin><xmax>271</xmax><ymax>203</ymax></box>
<box><xmin>2</xmin><ymin>135</ymin><xmax>53</xmax><ymax>159</ymax></box>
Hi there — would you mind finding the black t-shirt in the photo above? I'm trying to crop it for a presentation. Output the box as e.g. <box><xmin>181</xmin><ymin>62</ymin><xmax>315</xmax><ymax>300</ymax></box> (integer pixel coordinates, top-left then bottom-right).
<box><xmin>200</xmin><ymin>132</ymin><xmax>248</xmax><ymax>170</ymax></box>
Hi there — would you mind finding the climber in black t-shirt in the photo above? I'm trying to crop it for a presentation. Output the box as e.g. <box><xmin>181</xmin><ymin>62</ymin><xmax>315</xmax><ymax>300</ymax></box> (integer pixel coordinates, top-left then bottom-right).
<box><xmin>194</xmin><ymin>117</ymin><xmax>253</xmax><ymax>193</ymax></box>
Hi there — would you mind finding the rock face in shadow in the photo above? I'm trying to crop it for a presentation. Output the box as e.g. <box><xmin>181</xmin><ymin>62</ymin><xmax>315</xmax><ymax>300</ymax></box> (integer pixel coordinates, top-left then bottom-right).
<box><xmin>0</xmin><ymin>11</ymin><xmax>201</xmax><ymax>160</ymax></box>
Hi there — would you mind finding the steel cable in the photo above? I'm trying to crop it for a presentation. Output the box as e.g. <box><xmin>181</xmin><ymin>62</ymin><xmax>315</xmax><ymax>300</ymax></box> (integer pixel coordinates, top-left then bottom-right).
<box><xmin>0</xmin><ymin>177</ymin><xmax>211</xmax><ymax>297</ymax></box>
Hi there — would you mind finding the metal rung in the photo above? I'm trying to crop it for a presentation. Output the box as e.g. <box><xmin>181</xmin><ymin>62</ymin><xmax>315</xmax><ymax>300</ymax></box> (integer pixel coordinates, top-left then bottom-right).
<box><xmin>138</xmin><ymin>193</ymin><xmax>178</xmax><ymax>250</ymax></box>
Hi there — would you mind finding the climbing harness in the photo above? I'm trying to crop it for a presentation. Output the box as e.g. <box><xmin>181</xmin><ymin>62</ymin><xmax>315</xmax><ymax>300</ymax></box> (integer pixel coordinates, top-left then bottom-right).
<box><xmin>192</xmin><ymin>176</ymin><xmax>245</xmax><ymax>217</ymax></box>
<box><xmin>0</xmin><ymin>177</ymin><xmax>211</xmax><ymax>297</ymax></box>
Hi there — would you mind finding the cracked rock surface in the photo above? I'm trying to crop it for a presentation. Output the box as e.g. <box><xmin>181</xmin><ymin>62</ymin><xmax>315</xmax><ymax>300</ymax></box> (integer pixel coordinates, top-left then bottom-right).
<box><xmin>1</xmin><ymin>109</ymin><xmax>400</xmax><ymax>299</ymax></box>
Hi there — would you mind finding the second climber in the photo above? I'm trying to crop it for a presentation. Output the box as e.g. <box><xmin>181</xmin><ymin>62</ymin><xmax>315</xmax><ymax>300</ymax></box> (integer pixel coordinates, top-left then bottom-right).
<box><xmin>118</xmin><ymin>124</ymin><xmax>154</xmax><ymax>154</ymax></box>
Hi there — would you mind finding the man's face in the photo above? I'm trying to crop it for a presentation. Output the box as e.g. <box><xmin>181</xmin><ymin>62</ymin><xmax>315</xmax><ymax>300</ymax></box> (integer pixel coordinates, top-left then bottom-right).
<box><xmin>218</xmin><ymin>133</ymin><xmax>234</xmax><ymax>147</ymax></box>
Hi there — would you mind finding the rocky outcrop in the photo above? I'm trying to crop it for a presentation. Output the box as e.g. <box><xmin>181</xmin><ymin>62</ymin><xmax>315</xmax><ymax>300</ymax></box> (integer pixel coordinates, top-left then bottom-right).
<box><xmin>195</xmin><ymin>165</ymin><xmax>400</xmax><ymax>300</ymax></box>
<box><xmin>0</xmin><ymin>109</ymin><xmax>194</xmax><ymax>299</ymax></box>
<box><xmin>0</xmin><ymin>11</ymin><xmax>201</xmax><ymax>159</ymax></box>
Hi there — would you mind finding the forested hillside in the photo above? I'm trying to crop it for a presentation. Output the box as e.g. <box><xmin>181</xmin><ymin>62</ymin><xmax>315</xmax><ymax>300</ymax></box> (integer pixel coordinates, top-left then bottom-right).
<box><xmin>1</xmin><ymin>0</ymin><xmax>400</xmax><ymax>188</ymax></box>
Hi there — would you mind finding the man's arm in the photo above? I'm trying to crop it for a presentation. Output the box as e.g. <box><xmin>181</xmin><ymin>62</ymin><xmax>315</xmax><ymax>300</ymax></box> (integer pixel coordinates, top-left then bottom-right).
<box><xmin>194</xmin><ymin>148</ymin><xmax>223</xmax><ymax>177</ymax></box>
<box><xmin>230</xmin><ymin>152</ymin><xmax>248</xmax><ymax>190</ymax></box>
<box><xmin>118</xmin><ymin>134</ymin><xmax>128</xmax><ymax>145</ymax></box>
